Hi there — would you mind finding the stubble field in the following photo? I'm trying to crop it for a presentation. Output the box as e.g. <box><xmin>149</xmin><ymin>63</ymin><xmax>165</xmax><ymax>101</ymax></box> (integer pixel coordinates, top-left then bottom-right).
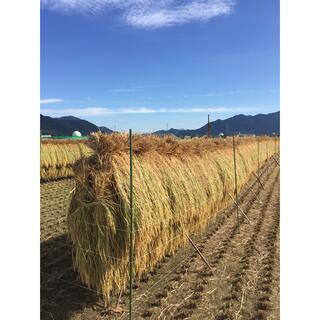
<box><xmin>41</xmin><ymin>153</ymin><xmax>279</xmax><ymax>320</ymax></box>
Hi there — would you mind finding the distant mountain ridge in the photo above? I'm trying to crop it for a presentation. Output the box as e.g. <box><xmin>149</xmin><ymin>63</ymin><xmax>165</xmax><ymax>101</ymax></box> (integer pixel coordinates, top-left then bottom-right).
<box><xmin>41</xmin><ymin>111</ymin><xmax>279</xmax><ymax>137</ymax></box>
<box><xmin>40</xmin><ymin>114</ymin><xmax>113</xmax><ymax>136</ymax></box>
<box><xmin>155</xmin><ymin>111</ymin><xmax>280</xmax><ymax>137</ymax></box>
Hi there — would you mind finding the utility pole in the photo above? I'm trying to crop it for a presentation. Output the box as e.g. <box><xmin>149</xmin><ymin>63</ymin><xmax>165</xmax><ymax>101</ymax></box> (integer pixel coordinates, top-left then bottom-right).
<box><xmin>207</xmin><ymin>114</ymin><xmax>211</xmax><ymax>137</ymax></box>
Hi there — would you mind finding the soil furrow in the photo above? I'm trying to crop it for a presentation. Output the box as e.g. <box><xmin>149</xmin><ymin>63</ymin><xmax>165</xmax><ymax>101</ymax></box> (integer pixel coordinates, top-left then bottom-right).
<box><xmin>246</xmin><ymin>173</ymin><xmax>280</xmax><ymax>320</ymax></box>
<box><xmin>170</xmin><ymin>166</ymin><xmax>279</xmax><ymax>320</ymax></box>
<box><xmin>194</xmin><ymin>168</ymin><xmax>280</xmax><ymax>320</ymax></box>
<box><xmin>122</xmin><ymin>160</ymin><xmax>277</xmax><ymax>319</ymax></box>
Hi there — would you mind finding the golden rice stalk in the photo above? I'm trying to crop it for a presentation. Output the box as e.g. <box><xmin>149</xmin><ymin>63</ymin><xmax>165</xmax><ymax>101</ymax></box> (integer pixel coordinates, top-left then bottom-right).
<box><xmin>40</xmin><ymin>140</ymin><xmax>92</xmax><ymax>181</ymax></box>
<box><xmin>68</xmin><ymin>133</ymin><xmax>278</xmax><ymax>300</ymax></box>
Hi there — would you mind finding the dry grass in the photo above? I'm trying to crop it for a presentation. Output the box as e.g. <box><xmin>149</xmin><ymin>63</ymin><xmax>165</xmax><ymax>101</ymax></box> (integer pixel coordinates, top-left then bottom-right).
<box><xmin>68</xmin><ymin>133</ymin><xmax>278</xmax><ymax>300</ymax></box>
<box><xmin>40</xmin><ymin>140</ymin><xmax>92</xmax><ymax>181</ymax></box>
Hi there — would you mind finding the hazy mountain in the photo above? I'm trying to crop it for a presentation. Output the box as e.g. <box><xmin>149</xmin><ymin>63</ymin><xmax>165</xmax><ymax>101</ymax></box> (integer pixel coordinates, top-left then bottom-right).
<box><xmin>154</xmin><ymin>111</ymin><xmax>280</xmax><ymax>137</ymax></box>
<box><xmin>99</xmin><ymin>126</ymin><xmax>113</xmax><ymax>134</ymax></box>
<box><xmin>40</xmin><ymin>114</ymin><xmax>113</xmax><ymax>136</ymax></box>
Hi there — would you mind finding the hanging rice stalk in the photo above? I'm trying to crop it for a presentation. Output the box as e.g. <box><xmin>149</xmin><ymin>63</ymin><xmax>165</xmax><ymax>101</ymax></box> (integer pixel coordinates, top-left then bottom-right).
<box><xmin>68</xmin><ymin>133</ymin><xmax>277</xmax><ymax>300</ymax></box>
<box><xmin>41</xmin><ymin>140</ymin><xmax>92</xmax><ymax>181</ymax></box>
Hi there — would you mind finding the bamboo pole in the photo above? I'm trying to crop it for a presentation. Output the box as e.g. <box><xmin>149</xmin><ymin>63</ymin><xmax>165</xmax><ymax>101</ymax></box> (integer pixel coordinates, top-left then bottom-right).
<box><xmin>272</xmin><ymin>154</ymin><xmax>280</xmax><ymax>166</ymax></box>
<box><xmin>232</xmin><ymin>135</ymin><xmax>240</xmax><ymax>229</ymax></box>
<box><xmin>253</xmin><ymin>172</ymin><xmax>264</xmax><ymax>189</ymax></box>
<box><xmin>227</xmin><ymin>191</ymin><xmax>252</xmax><ymax>224</ymax></box>
<box><xmin>186</xmin><ymin>235</ymin><xmax>212</xmax><ymax>269</ymax></box>
<box><xmin>247</xmin><ymin>183</ymin><xmax>262</xmax><ymax>204</ymax></box>
<box><xmin>129</xmin><ymin>129</ymin><xmax>134</xmax><ymax>320</ymax></box>
<box><xmin>257</xmin><ymin>136</ymin><xmax>260</xmax><ymax>191</ymax></box>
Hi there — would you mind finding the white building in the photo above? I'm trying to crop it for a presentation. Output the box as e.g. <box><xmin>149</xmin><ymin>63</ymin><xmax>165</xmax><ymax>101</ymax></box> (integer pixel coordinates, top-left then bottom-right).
<box><xmin>72</xmin><ymin>131</ymin><xmax>82</xmax><ymax>137</ymax></box>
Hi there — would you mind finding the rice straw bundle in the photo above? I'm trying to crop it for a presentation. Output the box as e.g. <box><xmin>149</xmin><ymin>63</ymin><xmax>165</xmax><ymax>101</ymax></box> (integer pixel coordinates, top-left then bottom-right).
<box><xmin>40</xmin><ymin>140</ymin><xmax>92</xmax><ymax>181</ymax></box>
<box><xmin>68</xmin><ymin>133</ymin><xmax>277</xmax><ymax>300</ymax></box>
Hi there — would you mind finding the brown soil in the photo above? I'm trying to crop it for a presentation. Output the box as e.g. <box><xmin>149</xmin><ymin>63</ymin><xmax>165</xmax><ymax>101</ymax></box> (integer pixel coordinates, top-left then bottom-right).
<box><xmin>41</xmin><ymin>158</ymin><xmax>280</xmax><ymax>320</ymax></box>
<box><xmin>41</xmin><ymin>179</ymin><xmax>75</xmax><ymax>241</ymax></box>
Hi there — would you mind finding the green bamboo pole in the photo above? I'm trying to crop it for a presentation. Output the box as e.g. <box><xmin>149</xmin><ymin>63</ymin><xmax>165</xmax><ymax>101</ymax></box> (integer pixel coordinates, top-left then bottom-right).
<box><xmin>257</xmin><ymin>136</ymin><xmax>260</xmax><ymax>180</ymax></box>
<box><xmin>129</xmin><ymin>129</ymin><xmax>134</xmax><ymax>320</ymax></box>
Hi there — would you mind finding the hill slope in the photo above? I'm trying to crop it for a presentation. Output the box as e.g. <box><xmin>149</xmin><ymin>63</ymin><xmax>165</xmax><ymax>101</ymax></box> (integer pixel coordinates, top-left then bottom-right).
<box><xmin>154</xmin><ymin>111</ymin><xmax>280</xmax><ymax>137</ymax></box>
<box><xmin>40</xmin><ymin>115</ymin><xmax>113</xmax><ymax>136</ymax></box>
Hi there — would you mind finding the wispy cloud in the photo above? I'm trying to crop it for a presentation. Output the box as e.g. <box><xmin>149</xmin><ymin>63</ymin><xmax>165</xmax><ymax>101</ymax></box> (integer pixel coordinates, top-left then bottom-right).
<box><xmin>40</xmin><ymin>98</ymin><xmax>64</xmax><ymax>104</ymax></box>
<box><xmin>109</xmin><ymin>88</ymin><xmax>137</xmax><ymax>93</ymax></box>
<box><xmin>203</xmin><ymin>90</ymin><xmax>241</xmax><ymax>97</ymax></box>
<box><xmin>41</xmin><ymin>106</ymin><xmax>256</xmax><ymax>117</ymax></box>
<box><xmin>109</xmin><ymin>84</ymin><xmax>175</xmax><ymax>93</ymax></box>
<box><xmin>41</xmin><ymin>0</ymin><xmax>235</xmax><ymax>28</ymax></box>
<box><xmin>126</xmin><ymin>1</ymin><xmax>235</xmax><ymax>28</ymax></box>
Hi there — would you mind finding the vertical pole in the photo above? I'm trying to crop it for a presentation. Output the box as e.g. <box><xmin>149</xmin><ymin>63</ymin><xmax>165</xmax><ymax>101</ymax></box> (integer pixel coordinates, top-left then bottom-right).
<box><xmin>129</xmin><ymin>129</ymin><xmax>134</xmax><ymax>320</ymax></box>
<box><xmin>265</xmin><ymin>140</ymin><xmax>269</xmax><ymax>175</ymax></box>
<box><xmin>257</xmin><ymin>136</ymin><xmax>260</xmax><ymax>191</ymax></box>
<box><xmin>207</xmin><ymin>114</ymin><xmax>210</xmax><ymax>137</ymax></box>
<box><xmin>232</xmin><ymin>135</ymin><xmax>240</xmax><ymax>229</ymax></box>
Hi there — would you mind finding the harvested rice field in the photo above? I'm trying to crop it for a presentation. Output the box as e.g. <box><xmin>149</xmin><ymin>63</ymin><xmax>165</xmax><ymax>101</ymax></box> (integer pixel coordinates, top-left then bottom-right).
<box><xmin>41</xmin><ymin>135</ymin><xmax>280</xmax><ymax>320</ymax></box>
<box><xmin>41</xmin><ymin>179</ymin><xmax>75</xmax><ymax>241</ymax></box>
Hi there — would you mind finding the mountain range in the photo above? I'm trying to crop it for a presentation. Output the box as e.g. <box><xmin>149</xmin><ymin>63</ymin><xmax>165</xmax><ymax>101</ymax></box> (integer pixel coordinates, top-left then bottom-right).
<box><xmin>40</xmin><ymin>111</ymin><xmax>279</xmax><ymax>137</ymax></box>
<box><xmin>155</xmin><ymin>111</ymin><xmax>280</xmax><ymax>137</ymax></box>
<box><xmin>40</xmin><ymin>115</ymin><xmax>112</xmax><ymax>136</ymax></box>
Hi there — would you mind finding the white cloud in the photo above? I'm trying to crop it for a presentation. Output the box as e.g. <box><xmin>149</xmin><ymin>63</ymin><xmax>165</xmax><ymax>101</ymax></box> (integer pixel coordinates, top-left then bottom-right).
<box><xmin>41</xmin><ymin>0</ymin><xmax>235</xmax><ymax>28</ymax></box>
<box><xmin>40</xmin><ymin>98</ymin><xmax>64</xmax><ymax>104</ymax></box>
<box><xmin>126</xmin><ymin>1</ymin><xmax>234</xmax><ymax>28</ymax></box>
<box><xmin>41</xmin><ymin>106</ymin><xmax>256</xmax><ymax>117</ymax></box>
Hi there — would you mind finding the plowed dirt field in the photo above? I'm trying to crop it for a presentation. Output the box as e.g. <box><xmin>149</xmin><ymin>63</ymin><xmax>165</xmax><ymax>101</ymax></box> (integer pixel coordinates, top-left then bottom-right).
<box><xmin>41</xmin><ymin>158</ymin><xmax>280</xmax><ymax>320</ymax></box>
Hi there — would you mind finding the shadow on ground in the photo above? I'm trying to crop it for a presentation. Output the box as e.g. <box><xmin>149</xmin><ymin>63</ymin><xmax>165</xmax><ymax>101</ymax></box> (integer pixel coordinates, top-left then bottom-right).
<box><xmin>41</xmin><ymin>234</ymin><xmax>98</xmax><ymax>320</ymax></box>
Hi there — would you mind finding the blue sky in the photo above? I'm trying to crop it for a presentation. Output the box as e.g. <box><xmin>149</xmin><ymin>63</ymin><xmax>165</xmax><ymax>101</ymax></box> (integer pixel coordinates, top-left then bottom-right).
<box><xmin>40</xmin><ymin>0</ymin><xmax>279</xmax><ymax>132</ymax></box>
